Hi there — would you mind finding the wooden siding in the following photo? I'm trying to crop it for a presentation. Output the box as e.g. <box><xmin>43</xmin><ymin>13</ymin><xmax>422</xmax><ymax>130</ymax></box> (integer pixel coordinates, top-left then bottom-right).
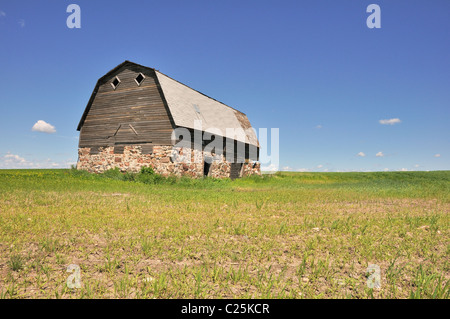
<box><xmin>172</xmin><ymin>128</ymin><xmax>259</xmax><ymax>161</ymax></box>
<box><xmin>79</xmin><ymin>66</ymin><xmax>174</xmax><ymax>151</ymax></box>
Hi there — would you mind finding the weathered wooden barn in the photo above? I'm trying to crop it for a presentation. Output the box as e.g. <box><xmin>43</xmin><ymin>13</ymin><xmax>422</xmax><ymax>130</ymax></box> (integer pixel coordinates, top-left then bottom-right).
<box><xmin>76</xmin><ymin>61</ymin><xmax>260</xmax><ymax>179</ymax></box>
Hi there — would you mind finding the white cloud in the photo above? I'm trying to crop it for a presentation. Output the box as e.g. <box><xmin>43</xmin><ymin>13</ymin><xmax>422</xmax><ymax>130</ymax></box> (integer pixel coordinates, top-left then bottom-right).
<box><xmin>0</xmin><ymin>153</ymin><xmax>75</xmax><ymax>169</ymax></box>
<box><xmin>297</xmin><ymin>168</ymin><xmax>309</xmax><ymax>172</ymax></box>
<box><xmin>316</xmin><ymin>164</ymin><xmax>323</xmax><ymax>168</ymax></box>
<box><xmin>399</xmin><ymin>168</ymin><xmax>408</xmax><ymax>171</ymax></box>
<box><xmin>261</xmin><ymin>163</ymin><xmax>279</xmax><ymax>172</ymax></box>
<box><xmin>434</xmin><ymin>154</ymin><xmax>441</xmax><ymax>158</ymax></box>
<box><xmin>4</xmin><ymin>153</ymin><xmax>26</xmax><ymax>164</ymax></box>
<box><xmin>32</xmin><ymin>120</ymin><xmax>56</xmax><ymax>134</ymax></box>
<box><xmin>281</xmin><ymin>166</ymin><xmax>293</xmax><ymax>171</ymax></box>
<box><xmin>379</xmin><ymin>118</ymin><xmax>401</xmax><ymax>125</ymax></box>
<box><xmin>0</xmin><ymin>11</ymin><xmax>6</xmax><ymax>17</ymax></box>
<box><xmin>315</xmin><ymin>125</ymin><xmax>322</xmax><ymax>129</ymax></box>
<box><xmin>414</xmin><ymin>164</ymin><xmax>420</xmax><ymax>168</ymax></box>
<box><xmin>376</xmin><ymin>151</ymin><xmax>384</xmax><ymax>157</ymax></box>
<box><xmin>357</xmin><ymin>152</ymin><xmax>366</xmax><ymax>157</ymax></box>
<box><xmin>18</xmin><ymin>19</ymin><xmax>25</xmax><ymax>27</ymax></box>
<box><xmin>0</xmin><ymin>153</ymin><xmax>30</xmax><ymax>168</ymax></box>
<box><xmin>384</xmin><ymin>168</ymin><xmax>389</xmax><ymax>171</ymax></box>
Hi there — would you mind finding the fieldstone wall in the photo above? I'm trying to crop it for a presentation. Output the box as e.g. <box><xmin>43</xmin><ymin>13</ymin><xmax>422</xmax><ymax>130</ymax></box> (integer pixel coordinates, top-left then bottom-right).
<box><xmin>242</xmin><ymin>161</ymin><xmax>261</xmax><ymax>177</ymax></box>
<box><xmin>76</xmin><ymin>145</ymin><xmax>261</xmax><ymax>179</ymax></box>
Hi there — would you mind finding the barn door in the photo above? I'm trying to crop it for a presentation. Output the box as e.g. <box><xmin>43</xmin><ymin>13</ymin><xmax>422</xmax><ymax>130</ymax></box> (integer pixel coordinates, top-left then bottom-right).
<box><xmin>113</xmin><ymin>123</ymin><xmax>140</xmax><ymax>144</ymax></box>
<box><xmin>111</xmin><ymin>123</ymin><xmax>153</xmax><ymax>154</ymax></box>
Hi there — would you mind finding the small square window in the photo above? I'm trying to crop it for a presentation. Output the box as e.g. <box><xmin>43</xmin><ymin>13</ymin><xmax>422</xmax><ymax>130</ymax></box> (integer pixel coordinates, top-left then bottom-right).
<box><xmin>111</xmin><ymin>76</ymin><xmax>121</xmax><ymax>90</ymax></box>
<box><xmin>135</xmin><ymin>73</ymin><xmax>145</xmax><ymax>86</ymax></box>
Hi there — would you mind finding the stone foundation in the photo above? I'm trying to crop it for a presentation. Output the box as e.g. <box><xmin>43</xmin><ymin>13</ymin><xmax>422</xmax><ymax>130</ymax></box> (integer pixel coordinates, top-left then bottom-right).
<box><xmin>77</xmin><ymin>145</ymin><xmax>261</xmax><ymax>179</ymax></box>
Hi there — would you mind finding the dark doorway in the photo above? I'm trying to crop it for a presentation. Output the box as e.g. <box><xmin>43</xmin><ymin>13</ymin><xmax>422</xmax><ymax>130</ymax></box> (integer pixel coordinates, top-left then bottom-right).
<box><xmin>230</xmin><ymin>163</ymin><xmax>243</xmax><ymax>180</ymax></box>
<box><xmin>203</xmin><ymin>161</ymin><xmax>211</xmax><ymax>177</ymax></box>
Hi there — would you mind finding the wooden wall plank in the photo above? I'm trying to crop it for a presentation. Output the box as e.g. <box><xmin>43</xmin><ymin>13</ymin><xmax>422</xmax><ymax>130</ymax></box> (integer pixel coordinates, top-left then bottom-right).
<box><xmin>79</xmin><ymin>67</ymin><xmax>174</xmax><ymax>149</ymax></box>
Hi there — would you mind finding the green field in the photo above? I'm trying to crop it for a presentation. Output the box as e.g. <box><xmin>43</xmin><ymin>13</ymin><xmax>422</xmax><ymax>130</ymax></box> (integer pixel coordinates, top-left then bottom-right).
<box><xmin>0</xmin><ymin>169</ymin><xmax>448</xmax><ymax>299</ymax></box>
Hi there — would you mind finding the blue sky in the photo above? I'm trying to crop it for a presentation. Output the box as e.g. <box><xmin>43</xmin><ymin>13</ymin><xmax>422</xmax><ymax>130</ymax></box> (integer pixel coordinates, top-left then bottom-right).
<box><xmin>0</xmin><ymin>0</ymin><xmax>448</xmax><ymax>172</ymax></box>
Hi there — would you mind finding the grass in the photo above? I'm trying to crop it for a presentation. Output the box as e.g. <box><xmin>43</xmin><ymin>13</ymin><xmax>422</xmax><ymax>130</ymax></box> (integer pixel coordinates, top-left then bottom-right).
<box><xmin>0</xmin><ymin>169</ymin><xmax>448</xmax><ymax>298</ymax></box>
<box><xmin>8</xmin><ymin>255</ymin><xmax>24</xmax><ymax>272</ymax></box>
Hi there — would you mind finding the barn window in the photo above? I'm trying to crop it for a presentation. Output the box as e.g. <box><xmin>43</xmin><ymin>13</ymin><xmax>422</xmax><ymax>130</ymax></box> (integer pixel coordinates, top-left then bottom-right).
<box><xmin>111</xmin><ymin>76</ymin><xmax>121</xmax><ymax>90</ymax></box>
<box><xmin>135</xmin><ymin>73</ymin><xmax>145</xmax><ymax>86</ymax></box>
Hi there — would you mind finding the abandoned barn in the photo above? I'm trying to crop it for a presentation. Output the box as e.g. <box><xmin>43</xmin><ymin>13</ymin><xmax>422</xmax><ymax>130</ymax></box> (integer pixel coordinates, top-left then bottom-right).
<box><xmin>76</xmin><ymin>61</ymin><xmax>260</xmax><ymax>179</ymax></box>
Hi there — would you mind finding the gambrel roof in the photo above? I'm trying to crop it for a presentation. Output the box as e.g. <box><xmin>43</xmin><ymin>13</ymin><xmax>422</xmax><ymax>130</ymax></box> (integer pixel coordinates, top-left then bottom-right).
<box><xmin>77</xmin><ymin>61</ymin><xmax>259</xmax><ymax>147</ymax></box>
